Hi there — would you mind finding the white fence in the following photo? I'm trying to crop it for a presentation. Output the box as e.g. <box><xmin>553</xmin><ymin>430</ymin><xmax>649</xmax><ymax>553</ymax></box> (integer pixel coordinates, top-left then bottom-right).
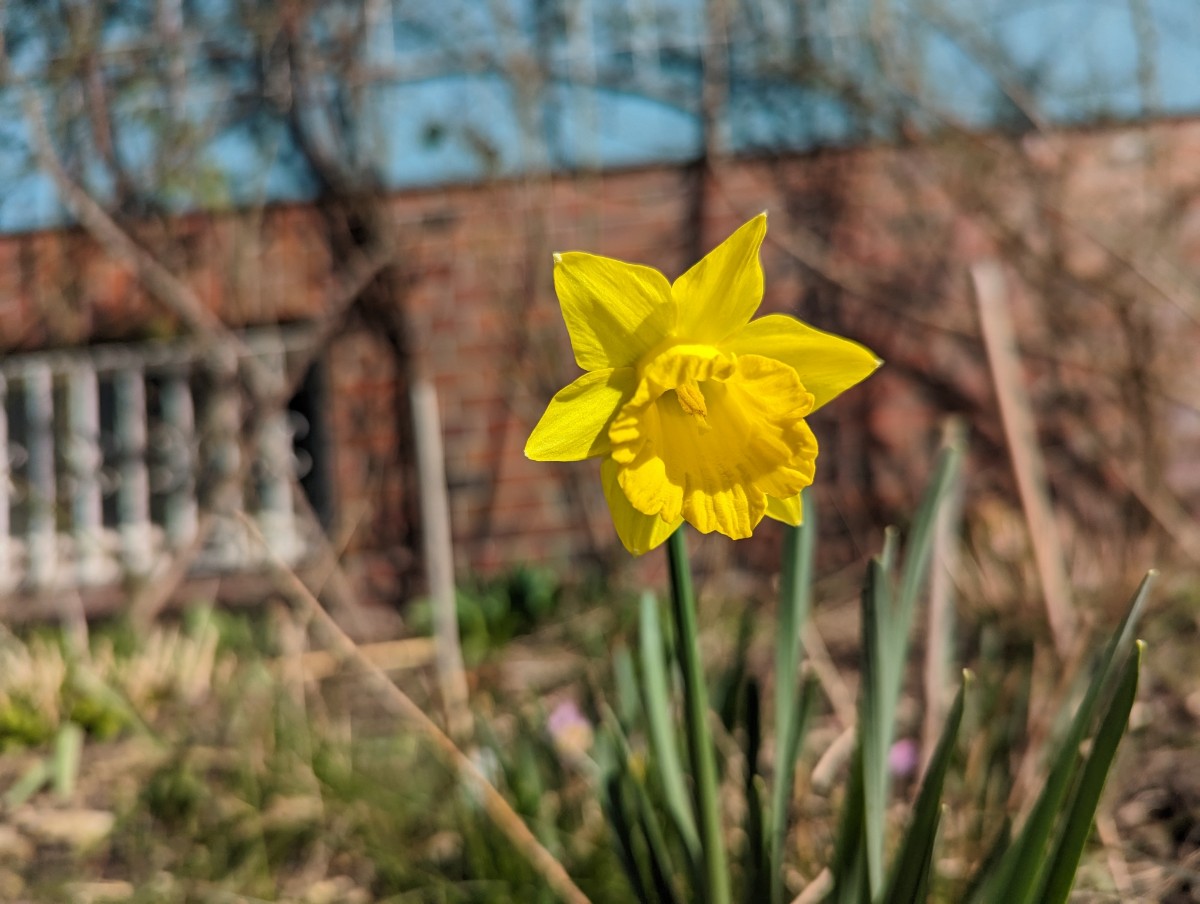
<box><xmin>0</xmin><ymin>328</ymin><xmax>316</xmax><ymax>594</ymax></box>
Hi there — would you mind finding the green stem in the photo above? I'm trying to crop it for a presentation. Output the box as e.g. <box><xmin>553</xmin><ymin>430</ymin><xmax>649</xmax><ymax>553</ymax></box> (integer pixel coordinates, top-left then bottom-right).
<box><xmin>666</xmin><ymin>527</ymin><xmax>730</xmax><ymax>904</ymax></box>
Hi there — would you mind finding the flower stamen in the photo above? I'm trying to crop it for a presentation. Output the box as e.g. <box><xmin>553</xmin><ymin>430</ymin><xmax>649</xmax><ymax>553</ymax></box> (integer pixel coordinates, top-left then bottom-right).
<box><xmin>674</xmin><ymin>380</ymin><xmax>709</xmax><ymax>426</ymax></box>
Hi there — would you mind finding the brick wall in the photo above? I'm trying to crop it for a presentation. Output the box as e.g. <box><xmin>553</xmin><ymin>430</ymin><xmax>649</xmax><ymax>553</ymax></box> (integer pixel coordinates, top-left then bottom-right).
<box><xmin>2</xmin><ymin>117</ymin><xmax>1197</xmax><ymax>610</ymax></box>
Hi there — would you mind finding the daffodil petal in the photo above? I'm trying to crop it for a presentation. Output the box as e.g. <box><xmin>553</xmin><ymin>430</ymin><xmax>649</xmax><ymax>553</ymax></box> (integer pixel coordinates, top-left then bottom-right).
<box><xmin>601</xmin><ymin>458</ymin><xmax>682</xmax><ymax>555</ymax></box>
<box><xmin>684</xmin><ymin>480</ymin><xmax>763</xmax><ymax>539</ymax></box>
<box><xmin>673</xmin><ymin>213</ymin><xmax>767</xmax><ymax>344</ymax></box>
<box><xmin>765</xmin><ymin>493</ymin><xmax>803</xmax><ymax>526</ymax></box>
<box><xmin>525</xmin><ymin>368</ymin><xmax>637</xmax><ymax>461</ymax></box>
<box><xmin>554</xmin><ymin>252</ymin><xmax>676</xmax><ymax>370</ymax></box>
<box><xmin>723</xmin><ymin>314</ymin><xmax>881</xmax><ymax>411</ymax></box>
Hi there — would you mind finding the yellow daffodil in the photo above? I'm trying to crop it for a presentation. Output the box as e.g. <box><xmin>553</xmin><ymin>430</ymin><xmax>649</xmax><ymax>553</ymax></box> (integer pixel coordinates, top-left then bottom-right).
<box><xmin>526</xmin><ymin>213</ymin><xmax>880</xmax><ymax>555</ymax></box>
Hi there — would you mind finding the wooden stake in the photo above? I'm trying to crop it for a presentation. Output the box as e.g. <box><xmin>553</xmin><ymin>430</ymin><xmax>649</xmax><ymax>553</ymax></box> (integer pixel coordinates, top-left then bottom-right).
<box><xmin>412</xmin><ymin>380</ymin><xmax>472</xmax><ymax>743</ymax></box>
<box><xmin>972</xmin><ymin>261</ymin><xmax>1077</xmax><ymax>658</ymax></box>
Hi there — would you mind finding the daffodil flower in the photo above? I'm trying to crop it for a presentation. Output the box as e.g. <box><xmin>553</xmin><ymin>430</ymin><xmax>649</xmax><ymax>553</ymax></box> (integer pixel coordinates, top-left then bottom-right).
<box><xmin>526</xmin><ymin>213</ymin><xmax>880</xmax><ymax>555</ymax></box>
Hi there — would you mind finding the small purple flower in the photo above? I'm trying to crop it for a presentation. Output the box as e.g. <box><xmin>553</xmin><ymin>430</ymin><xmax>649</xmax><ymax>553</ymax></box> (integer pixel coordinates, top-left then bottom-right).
<box><xmin>547</xmin><ymin>699</ymin><xmax>594</xmax><ymax>760</ymax></box>
<box><xmin>889</xmin><ymin>738</ymin><xmax>920</xmax><ymax>778</ymax></box>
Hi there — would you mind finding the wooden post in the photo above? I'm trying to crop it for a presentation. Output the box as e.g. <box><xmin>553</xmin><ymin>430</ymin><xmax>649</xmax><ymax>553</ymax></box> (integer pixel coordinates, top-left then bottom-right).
<box><xmin>25</xmin><ymin>362</ymin><xmax>57</xmax><ymax>588</ymax></box>
<box><xmin>411</xmin><ymin>379</ymin><xmax>472</xmax><ymax>742</ymax></box>
<box><xmin>115</xmin><ymin>367</ymin><xmax>154</xmax><ymax>574</ymax></box>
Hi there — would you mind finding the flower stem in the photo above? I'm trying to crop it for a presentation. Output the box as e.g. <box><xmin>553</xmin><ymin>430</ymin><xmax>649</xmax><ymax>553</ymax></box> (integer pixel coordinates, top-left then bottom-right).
<box><xmin>666</xmin><ymin>527</ymin><xmax>730</xmax><ymax>904</ymax></box>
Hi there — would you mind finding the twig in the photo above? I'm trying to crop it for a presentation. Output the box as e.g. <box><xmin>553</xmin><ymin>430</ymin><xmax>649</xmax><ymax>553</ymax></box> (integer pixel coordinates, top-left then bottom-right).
<box><xmin>1104</xmin><ymin>459</ymin><xmax>1200</xmax><ymax>563</ymax></box>
<box><xmin>281</xmin><ymin>241</ymin><xmax>397</xmax><ymax>403</ymax></box>
<box><xmin>810</xmin><ymin>725</ymin><xmax>856</xmax><ymax>794</ymax></box>
<box><xmin>240</xmin><ymin>516</ymin><xmax>592</xmax><ymax>904</ymax></box>
<box><xmin>801</xmin><ymin>621</ymin><xmax>856</xmax><ymax>729</ymax></box>
<box><xmin>280</xmin><ymin>638</ymin><xmax>436</xmax><ymax>681</ymax></box>
<box><xmin>126</xmin><ymin>515</ymin><xmax>217</xmax><ymax>630</ymax></box>
<box><xmin>791</xmin><ymin>868</ymin><xmax>834</xmax><ymax>904</ymax></box>
<box><xmin>971</xmin><ymin>261</ymin><xmax>1077</xmax><ymax>659</ymax></box>
<box><xmin>20</xmin><ymin>93</ymin><xmax>271</xmax><ymax>391</ymax></box>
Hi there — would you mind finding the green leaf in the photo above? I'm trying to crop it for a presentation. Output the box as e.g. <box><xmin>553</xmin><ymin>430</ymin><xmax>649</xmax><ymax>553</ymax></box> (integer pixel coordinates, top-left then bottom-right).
<box><xmin>1036</xmin><ymin>642</ymin><xmax>1143</xmax><ymax>904</ymax></box>
<box><xmin>614</xmin><ymin>644</ymin><xmax>644</xmax><ymax>731</ymax></box>
<box><xmin>666</xmin><ymin>527</ymin><xmax>731</xmax><ymax>904</ymax></box>
<box><xmin>639</xmin><ymin>591</ymin><xmax>700</xmax><ymax>863</ymax></box>
<box><xmin>960</xmin><ymin>817</ymin><xmax>1012</xmax><ymax>904</ymax></box>
<box><xmin>4</xmin><ymin>759</ymin><xmax>50</xmax><ymax>808</ymax></box>
<box><xmin>771</xmin><ymin>500</ymin><xmax>817</xmax><ymax>904</ymax></box>
<box><xmin>743</xmin><ymin>680</ymin><xmax>769</xmax><ymax>904</ymax></box>
<box><xmin>53</xmin><ymin>721</ymin><xmax>84</xmax><ymax>800</ymax></box>
<box><xmin>630</xmin><ymin>766</ymin><xmax>686</xmax><ymax>904</ymax></box>
<box><xmin>975</xmin><ymin>573</ymin><xmax>1154</xmax><ymax>904</ymax></box>
<box><xmin>600</xmin><ymin>706</ymin><xmax>680</xmax><ymax>904</ymax></box>
<box><xmin>829</xmin><ymin>741</ymin><xmax>866</xmax><ymax>899</ymax></box>
<box><xmin>883</xmin><ymin>673</ymin><xmax>971</xmax><ymax>904</ymax></box>
<box><xmin>832</xmin><ymin>447</ymin><xmax>965</xmax><ymax>904</ymax></box>
<box><xmin>771</xmin><ymin>673</ymin><xmax>819</xmax><ymax>903</ymax></box>
<box><xmin>894</xmin><ymin>443</ymin><xmax>964</xmax><ymax>652</ymax></box>
<box><xmin>602</xmin><ymin>772</ymin><xmax>657</xmax><ymax>904</ymax></box>
<box><xmin>860</xmin><ymin>557</ymin><xmax>893</xmax><ymax>897</ymax></box>
<box><xmin>715</xmin><ymin>613</ymin><xmax>754</xmax><ymax>732</ymax></box>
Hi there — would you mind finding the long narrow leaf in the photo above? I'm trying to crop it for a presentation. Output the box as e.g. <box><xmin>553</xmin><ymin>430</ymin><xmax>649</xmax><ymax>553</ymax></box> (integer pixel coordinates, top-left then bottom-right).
<box><xmin>829</xmin><ymin>741</ymin><xmax>865</xmax><ymax>897</ymax></box>
<box><xmin>884</xmin><ymin>445</ymin><xmax>963</xmax><ymax>734</ymax></box>
<box><xmin>632</xmin><ymin>773</ymin><xmax>687</xmax><ymax>904</ymax></box>
<box><xmin>774</xmin><ymin>501</ymin><xmax>816</xmax><ymax>750</ymax></box>
<box><xmin>53</xmin><ymin>721</ymin><xmax>84</xmax><ymax>800</ymax></box>
<box><xmin>639</xmin><ymin>591</ymin><xmax>701</xmax><ymax>862</ymax></box>
<box><xmin>771</xmin><ymin>499</ymin><xmax>817</xmax><ymax>904</ymax></box>
<box><xmin>861</xmin><ymin>557</ymin><xmax>892</xmax><ymax>897</ymax></box>
<box><xmin>603</xmin><ymin>772</ymin><xmax>658</xmax><ymax>903</ymax></box>
<box><xmin>602</xmin><ymin>703</ymin><xmax>685</xmax><ymax>904</ymax></box>
<box><xmin>1036</xmin><ymin>642</ymin><xmax>1143</xmax><ymax>904</ymax></box>
<box><xmin>4</xmin><ymin>759</ymin><xmax>50</xmax><ymax>808</ymax></box>
<box><xmin>771</xmin><ymin>672</ymin><xmax>819</xmax><ymax>903</ymax></box>
<box><xmin>666</xmin><ymin>528</ymin><xmax>731</xmax><ymax>904</ymax></box>
<box><xmin>978</xmin><ymin>574</ymin><xmax>1154</xmax><ymax>904</ymax></box>
<box><xmin>838</xmin><ymin>450</ymin><xmax>964</xmax><ymax>903</ymax></box>
<box><xmin>883</xmin><ymin>673</ymin><xmax>971</xmax><ymax>904</ymax></box>
<box><xmin>614</xmin><ymin>644</ymin><xmax>644</xmax><ymax>730</ymax></box>
<box><xmin>895</xmin><ymin>443</ymin><xmax>964</xmax><ymax>641</ymax></box>
<box><xmin>744</xmin><ymin>680</ymin><xmax>770</xmax><ymax>904</ymax></box>
<box><xmin>961</xmin><ymin>818</ymin><xmax>1012</xmax><ymax>904</ymax></box>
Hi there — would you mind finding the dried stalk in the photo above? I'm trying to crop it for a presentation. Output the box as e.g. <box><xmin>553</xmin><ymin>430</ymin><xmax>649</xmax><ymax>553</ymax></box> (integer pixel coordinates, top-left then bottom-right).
<box><xmin>921</xmin><ymin>417</ymin><xmax>966</xmax><ymax>775</ymax></box>
<box><xmin>971</xmin><ymin>261</ymin><xmax>1077</xmax><ymax>659</ymax></box>
<box><xmin>241</xmin><ymin>515</ymin><xmax>591</xmax><ymax>904</ymax></box>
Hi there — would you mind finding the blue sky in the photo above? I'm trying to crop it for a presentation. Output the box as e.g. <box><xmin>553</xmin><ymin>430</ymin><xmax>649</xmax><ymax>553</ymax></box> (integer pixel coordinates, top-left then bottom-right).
<box><xmin>0</xmin><ymin>0</ymin><xmax>1197</xmax><ymax>233</ymax></box>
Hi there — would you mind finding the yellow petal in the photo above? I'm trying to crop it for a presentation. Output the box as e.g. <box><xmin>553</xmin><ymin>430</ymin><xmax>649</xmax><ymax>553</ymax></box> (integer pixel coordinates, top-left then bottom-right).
<box><xmin>672</xmin><ymin>213</ymin><xmax>767</xmax><ymax>345</ymax></box>
<box><xmin>611</xmin><ymin>352</ymin><xmax>816</xmax><ymax>542</ymax></box>
<box><xmin>765</xmin><ymin>493</ymin><xmax>804</xmax><ymax>526</ymax></box>
<box><xmin>554</xmin><ymin>252</ymin><xmax>676</xmax><ymax>370</ymax></box>
<box><xmin>526</xmin><ymin>368</ymin><xmax>638</xmax><ymax>461</ymax></box>
<box><xmin>601</xmin><ymin>458</ymin><xmax>682</xmax><ymax>555</ymax></box>
<box><xmin>723</xmin><ymin>314</ymin><xmax>881</xmax><ymax>411</ymax></box>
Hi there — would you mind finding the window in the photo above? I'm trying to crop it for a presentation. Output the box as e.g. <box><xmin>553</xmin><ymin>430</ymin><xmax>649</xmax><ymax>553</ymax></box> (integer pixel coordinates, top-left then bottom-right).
<box><xmin>0</xmin><ymin>327</ymin><xmax>325</xmax><ymax>594</ymax></box>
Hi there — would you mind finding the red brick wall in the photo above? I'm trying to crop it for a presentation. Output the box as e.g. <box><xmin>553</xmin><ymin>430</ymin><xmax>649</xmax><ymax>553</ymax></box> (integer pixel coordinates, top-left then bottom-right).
<box><xmin>2</xmin><ymin>118</ymin><xmax>1197</xmax><ymax>605</ymax></box>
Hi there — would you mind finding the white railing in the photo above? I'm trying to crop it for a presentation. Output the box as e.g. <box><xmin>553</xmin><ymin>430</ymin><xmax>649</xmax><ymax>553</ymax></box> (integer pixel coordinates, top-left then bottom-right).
<box><xmin>0</xmin><ymin>328</ymin><xmax>317</xmax><ymax>594</ymax></box>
